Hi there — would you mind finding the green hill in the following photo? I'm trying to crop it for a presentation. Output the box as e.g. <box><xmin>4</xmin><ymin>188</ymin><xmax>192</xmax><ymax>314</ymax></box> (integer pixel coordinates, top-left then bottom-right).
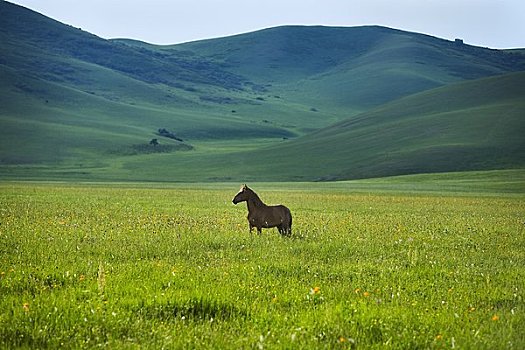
<box><xmin>171</xmin><ymin>25</ymin><xmax>525</xmax><ymax>111</ymax></box>
<box><xmin>224</xmin><ymin>72</ymin><xmax>525</xmax><ymax>181</ymax></box>
<box><xmin>0</xmin><ymin>1</ymin><xmax>303</xmax><ymax>167</ymax></box>
<box><xmin>78</xmin><ymin>72</ymin><xmax>521</xmax><ymax>182</ymax></box>
<box><xmin>1</xmin><ymin>1</ymin><xmax>524</xmax><ymax>182</ymax></box>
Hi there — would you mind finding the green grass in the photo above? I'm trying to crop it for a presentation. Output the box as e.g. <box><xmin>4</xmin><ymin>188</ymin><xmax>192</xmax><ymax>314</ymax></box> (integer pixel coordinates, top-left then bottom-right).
<box><xmin>1</xmin><ymin>180</ymin><xmax>524</xmax><ymax>348</ymax></box>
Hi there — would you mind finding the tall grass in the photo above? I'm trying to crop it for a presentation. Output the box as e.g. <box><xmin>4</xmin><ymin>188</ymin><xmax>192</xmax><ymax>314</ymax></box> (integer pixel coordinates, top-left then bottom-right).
<box><xmin>1</xmin><ymin>183</ymin><xmax>524</xmax><ymax>348</ymax></box>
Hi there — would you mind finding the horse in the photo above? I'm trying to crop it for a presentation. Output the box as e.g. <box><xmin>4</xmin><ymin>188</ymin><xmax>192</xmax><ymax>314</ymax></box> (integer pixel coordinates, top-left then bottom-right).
<box><xmin>232</xmin><ymin>184</ymin><xmax>292</xmax><ymax>236</ymax></box>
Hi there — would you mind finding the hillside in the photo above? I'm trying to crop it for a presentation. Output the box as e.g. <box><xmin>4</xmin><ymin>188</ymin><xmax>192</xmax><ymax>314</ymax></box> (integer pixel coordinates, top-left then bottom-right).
<box><xmin>72</xmin><ymin>71</ymin><xmax>521</xmax><ymax>182</ymax></box>
<box><xmin>210</xmin><ymin>72</ymin><xmax>525</xmax><ymax>181</ymax></box>
<box><xmin>1</xmin><ymin>1</ymin><xmax>524</xmax><ymax>181</ymax></box>
<box><xmin>170</xmin><ymin>25</ymin><xmax>525</xmax><ymax>110</ymax></box>
<box><xmin>0</xmin><ymin>1</ymin><xmax>303</xmax><ymax>167</ymax></box>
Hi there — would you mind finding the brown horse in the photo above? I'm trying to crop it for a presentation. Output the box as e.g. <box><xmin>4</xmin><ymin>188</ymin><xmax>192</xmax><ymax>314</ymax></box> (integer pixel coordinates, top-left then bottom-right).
<box><xmin>232</xmin><ymin>185</ymin><xmax>292</xmax><ymax>236</ymax></box>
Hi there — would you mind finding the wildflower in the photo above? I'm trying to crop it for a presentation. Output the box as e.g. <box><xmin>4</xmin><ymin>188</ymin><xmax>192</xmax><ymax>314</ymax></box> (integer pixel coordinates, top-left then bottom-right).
<box><xmin>308</xmin><ymin>286</ymin><xmax>324</xmax><ymax>304</ymax></box>
<box><xmin>436</xmin><ymin>334</ymin><xmax>443</xmax><ymax>341</ymax></box>
<box><xmin>79</xmin><ymin>274</ymin><xmax>85</xmax><ymax>281</ymax></box>
<box><xmin>363</xmin><ymin>291</ymin><xmax>370</xmax><ymax>297</ymax></box>
<box><xmin>23</xmin><ymin>302</ymin><xmax>29</xmax><ymax>312</ymax></box>
<box><xmin>492</xmin><ymin>314</ymin><xmax>499</xmax><ymax>321</ymax></box>
<box><xmin>338</xmin><ymin>336</ymin><xmax>355</xmax><ymax>345</ymax></box>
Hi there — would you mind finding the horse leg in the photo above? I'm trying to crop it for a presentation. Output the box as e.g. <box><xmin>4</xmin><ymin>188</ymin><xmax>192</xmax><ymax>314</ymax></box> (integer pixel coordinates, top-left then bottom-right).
<box><xmin>282</xmin><ymin>222</ymin><xmax>291</xmax><ymax>236</ymax></box>
<box><xmin>257</xmin><ymin>227</ymin><xmax>262</xmax><ymax>235</ymax></box>
<box><xmin>278</xmin><ymin>225</ymin><xmax>290</xmax><ymax>236</ymax></box>
<box><xmin>286</xmin><ymin>215</ymin><xmax>292</xmax><ymax>236</ymax></box>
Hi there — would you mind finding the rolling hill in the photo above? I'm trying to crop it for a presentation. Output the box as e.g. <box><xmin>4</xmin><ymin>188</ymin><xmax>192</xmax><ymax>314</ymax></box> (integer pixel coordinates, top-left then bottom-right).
<box><xmin>169</xmin><ymin>25</ymin><xmax>525</xmax><ymax>110</ymax></box>
<box><xmin>1</xmin><ymin>1</ymin><xmax>524</xmax><ymax>182</ymax></box>
<box><xmin>212</xmin><ymin>72</ymin><xmax>525</xmax><ymax>181</ymax></box>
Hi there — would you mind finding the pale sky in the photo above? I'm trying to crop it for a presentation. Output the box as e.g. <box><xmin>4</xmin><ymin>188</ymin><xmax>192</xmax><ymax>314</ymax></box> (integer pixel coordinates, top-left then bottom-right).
<box><xmin>7</xmin><ymin>0</ymin><xmax>525</xmax><ymax>49</ymax></box>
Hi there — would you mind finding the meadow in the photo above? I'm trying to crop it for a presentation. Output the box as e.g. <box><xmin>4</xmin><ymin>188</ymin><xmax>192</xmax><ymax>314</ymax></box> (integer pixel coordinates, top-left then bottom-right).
<box><xmin>0</xmin><ymin>180</ymin><xmax>524</xmax><ymax>349</ymax></box>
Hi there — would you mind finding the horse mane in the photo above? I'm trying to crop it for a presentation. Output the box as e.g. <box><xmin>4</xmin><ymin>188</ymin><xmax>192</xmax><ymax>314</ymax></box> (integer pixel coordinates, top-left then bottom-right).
<box><xmin>245</xmin><ymin>186</ymin><xmax>265</xmax><ymax>207</ymax></box>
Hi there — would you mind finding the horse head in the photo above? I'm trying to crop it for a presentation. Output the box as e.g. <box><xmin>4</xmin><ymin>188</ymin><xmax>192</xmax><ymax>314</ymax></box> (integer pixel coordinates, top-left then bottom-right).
<box><xmin>232</xmin><ymin>184</ymin><xmax>250</xmax><ymax>204</ymax></box>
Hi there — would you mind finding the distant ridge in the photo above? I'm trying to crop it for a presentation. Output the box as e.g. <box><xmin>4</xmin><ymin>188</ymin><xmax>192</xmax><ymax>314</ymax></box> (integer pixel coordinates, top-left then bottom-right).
<box><xmin>171</xmin><ymin>24</ymin><xmax>525</xmax><ymax>109</ymax></box>
<box><xmin>1</xmin><ymin>1</ymin><xmax>524</xmax><ymax>181</ymax></box>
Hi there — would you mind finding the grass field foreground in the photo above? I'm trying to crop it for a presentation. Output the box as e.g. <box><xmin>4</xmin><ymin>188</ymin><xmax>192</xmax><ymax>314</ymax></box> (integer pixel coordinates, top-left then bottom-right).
<box><xmin>0</xmin><ymin>182</ymin><xmax>524</xmax><ymax>348</ymax></box>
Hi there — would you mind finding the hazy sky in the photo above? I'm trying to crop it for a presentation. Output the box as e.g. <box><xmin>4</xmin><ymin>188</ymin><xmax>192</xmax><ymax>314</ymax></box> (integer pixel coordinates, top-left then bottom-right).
<box><xmin>8</xmin><ymin>0</ymin><xmax>525</xmax><ymax>48</ymax></box>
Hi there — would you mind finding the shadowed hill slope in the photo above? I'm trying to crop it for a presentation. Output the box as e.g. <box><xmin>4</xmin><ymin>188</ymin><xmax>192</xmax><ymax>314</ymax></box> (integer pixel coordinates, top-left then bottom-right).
<box><xmin>0</xmin><ymin>1</ymin><xmax>248</xmax><ymax>90</ymax></box>
<box><xmin>223</xmin><ymin>72</ymin><xmax>525</xmax><ymax>181</ymax></box>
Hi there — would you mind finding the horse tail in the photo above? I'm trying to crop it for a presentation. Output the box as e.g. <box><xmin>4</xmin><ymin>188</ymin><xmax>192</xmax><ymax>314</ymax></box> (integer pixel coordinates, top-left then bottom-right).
<box><xmin>286</xmin><ymin>207</ymin><xmax>292</xmax><ymax>236</ymax></box>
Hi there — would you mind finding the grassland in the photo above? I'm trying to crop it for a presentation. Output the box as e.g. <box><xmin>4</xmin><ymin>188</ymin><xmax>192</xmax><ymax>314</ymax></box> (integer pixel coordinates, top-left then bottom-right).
<box><xmin>1</xmin><ymin>177</ymin><xmax>524</xmax><ymax>349</ymax></box>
